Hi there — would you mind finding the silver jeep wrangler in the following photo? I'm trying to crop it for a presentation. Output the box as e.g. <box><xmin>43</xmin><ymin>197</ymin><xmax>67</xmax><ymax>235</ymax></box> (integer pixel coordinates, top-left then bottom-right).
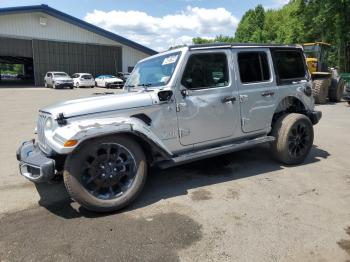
<box><xmin>17</xmin><ymin>43</ymin><xmax>322</xmax><ymax>212</ymax></box>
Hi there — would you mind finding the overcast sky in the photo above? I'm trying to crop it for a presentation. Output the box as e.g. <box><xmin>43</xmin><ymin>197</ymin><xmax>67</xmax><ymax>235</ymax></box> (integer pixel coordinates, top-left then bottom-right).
<box><xmin>0</xmin><ymin>0</ymin><xmax>289</xmax><ymax>51</ymax></box>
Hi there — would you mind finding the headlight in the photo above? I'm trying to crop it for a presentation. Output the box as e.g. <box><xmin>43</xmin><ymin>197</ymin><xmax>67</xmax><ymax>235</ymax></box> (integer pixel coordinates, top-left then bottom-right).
<box><xmin>45</xmin><ymin>117</ymin><xmax>53</xmax><ymax>131</ymax></box>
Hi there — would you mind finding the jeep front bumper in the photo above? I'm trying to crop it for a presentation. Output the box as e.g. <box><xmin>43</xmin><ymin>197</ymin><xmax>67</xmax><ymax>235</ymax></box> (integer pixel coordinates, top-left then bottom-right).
<box><xmin>16</xmin><ymin>140</ymin><xmax>56</xmax><ymax>183</ymax></box>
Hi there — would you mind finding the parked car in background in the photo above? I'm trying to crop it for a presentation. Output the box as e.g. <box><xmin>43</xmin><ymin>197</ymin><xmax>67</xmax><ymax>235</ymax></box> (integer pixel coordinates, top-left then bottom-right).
<box><xmin>44</xmin><ymin>72</ymin><xmax>73</xmax><ymax>89</ymax></box>
<box><xmin>95</xmin><ymin>75</ymin><xmax>124</xmax><ymax>88</ymax></box>
<box><xmin>117</xmin><ymin>72</ymin><xmax>130</xmax><ymax>83</ymax></box>
<box><xmin>71</xmin><ymin>73</ymin><xmax>95</xmax><ymax>88</ymax></box>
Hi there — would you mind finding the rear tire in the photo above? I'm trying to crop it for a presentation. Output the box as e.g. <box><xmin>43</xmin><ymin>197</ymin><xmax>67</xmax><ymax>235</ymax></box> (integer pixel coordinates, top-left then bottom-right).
<box><xmin>271</xmin><ymin>113</ymin><xmax>314</xmax><ymax>165</ymax></box>
<box><xmin>63</xmin><ymin>135</ymin><xmax>147</xmax><ymax>212</ymax></box>
<box><xmin>329</xmin><ymin>78</ymin><xmax>345</xmax><ymax>102</ymax></box>
<box><xmin>312</xmin><ymin>79</ymin><xmax>330</xmax><ymax>104</ymax></box>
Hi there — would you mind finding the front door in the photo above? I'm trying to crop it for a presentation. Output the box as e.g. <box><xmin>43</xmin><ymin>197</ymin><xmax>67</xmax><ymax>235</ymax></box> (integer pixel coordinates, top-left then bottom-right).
<box><xmin>175</xmin><ymin>50</ymin><xmax>240</xmax><ymax>146</ymax></box>
<box><xmin>234</xmin><ymin>49</ymin><xmax>277</xmax><ymax>133</ymax></box>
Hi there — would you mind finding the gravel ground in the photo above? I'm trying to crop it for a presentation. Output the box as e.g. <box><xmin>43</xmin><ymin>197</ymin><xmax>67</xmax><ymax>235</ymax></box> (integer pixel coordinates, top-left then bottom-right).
<box><xmin>0</xmin><ymin>87</ymin><xmax>349</xmax><ymax>262</ymax></box>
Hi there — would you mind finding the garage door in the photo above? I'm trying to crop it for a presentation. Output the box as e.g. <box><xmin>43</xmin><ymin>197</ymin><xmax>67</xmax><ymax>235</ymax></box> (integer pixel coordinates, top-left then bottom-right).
<box><xmin>32</xmin><ymin>40</ymin><xmax>122</xmax><ymax>86</ymax></box>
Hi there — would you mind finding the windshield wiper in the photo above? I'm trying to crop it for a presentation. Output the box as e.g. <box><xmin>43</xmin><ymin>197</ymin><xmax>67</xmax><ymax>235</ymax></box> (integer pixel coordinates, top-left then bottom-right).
<box><xmin>125</xmin><ymin>83</ymin><xmax>153</xmax><ymax>91</ymax></box>
<box><xmin>137</xmin><ymin>83</ymin><xmax>153</xmax><ymax>91</ymax></box>
<box><xmin>137</xmin><ymin>83</ymin><xmax>152</xmax><ymax>87</ymax></box>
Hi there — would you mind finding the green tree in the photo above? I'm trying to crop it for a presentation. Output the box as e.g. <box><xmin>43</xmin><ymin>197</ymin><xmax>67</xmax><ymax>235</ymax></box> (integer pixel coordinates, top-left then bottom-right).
<box><xmin>235</xmin><ymin>5</ymin><xmax>266</xmax><ymax>42</ymax></box>
<box><xmin>235</xmin><ymin>0</ymin><xmax>350</xmax><ymax>71</ymax></box>
<box><xmin>192</xmin><ymin>37</ymin><xmax>214</xmax><ymax>44</ymax></box>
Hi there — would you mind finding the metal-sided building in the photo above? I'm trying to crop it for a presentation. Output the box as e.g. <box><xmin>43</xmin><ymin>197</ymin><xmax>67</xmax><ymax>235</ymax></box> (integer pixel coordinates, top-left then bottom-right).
<box><xmin>0</xmin><ymin>4</ymin><xmax>157</xmax><ymax>86</ymax></box>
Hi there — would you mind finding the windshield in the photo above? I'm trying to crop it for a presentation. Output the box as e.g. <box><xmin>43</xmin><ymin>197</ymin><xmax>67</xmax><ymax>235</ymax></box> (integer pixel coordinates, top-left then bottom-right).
<box><xmin>126</xmin><ymin>51</ymin><xmax>181</xmax><ymax>88</ymax></box>
<box><xmin>54</xmin><ymin>73</ymin><xmax>68</xmax><ymax>77</ymax></box>
<box><xmin>104</xmin><ymin>75</ymin><xmax>115</xmax><ymax>79</ymax></box>
<box><xmin>303</xmin><ymin>45</ymin><xmax>320</xmax><ymax>59</ymax></box>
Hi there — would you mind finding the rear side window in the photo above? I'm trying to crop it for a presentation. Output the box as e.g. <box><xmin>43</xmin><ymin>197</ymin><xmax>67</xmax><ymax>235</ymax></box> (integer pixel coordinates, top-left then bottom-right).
<box><xmin>238</xmin><ymin>52</ymin><xmax>270</xmax><ymax>83</ymax></box>
<box><xmin>181</xmin><ymin>53</ymin><xmax>229</xmax><ymax>90</ymax></box>
<box><xmin>272</xmin><ymin>50</ymin><xmax>307</xmax><ymax>83</ymax></box>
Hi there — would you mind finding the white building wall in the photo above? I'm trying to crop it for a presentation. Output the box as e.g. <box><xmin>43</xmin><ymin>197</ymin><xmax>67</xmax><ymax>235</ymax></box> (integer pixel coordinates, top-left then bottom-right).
<box><xmin>0</xmin><ymin>12</ymin><xmax>150</xmax><ymax>72</ymax></box>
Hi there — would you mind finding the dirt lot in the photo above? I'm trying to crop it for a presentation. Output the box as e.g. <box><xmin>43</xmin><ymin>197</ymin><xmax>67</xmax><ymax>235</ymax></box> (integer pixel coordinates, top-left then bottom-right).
<box><xmin>0</xmin><ymin>87</ymin><xmax>350</xmax><ymax>262</ymax></box>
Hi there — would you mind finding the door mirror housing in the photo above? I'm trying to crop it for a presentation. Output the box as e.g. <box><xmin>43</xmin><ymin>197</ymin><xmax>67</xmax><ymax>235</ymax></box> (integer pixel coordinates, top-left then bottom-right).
<box><xmin>157</xmin><ymin>90</ymin><xmax>173</xmax><ymax>103</ymax></box>
<box><xmin>180</xmin><ymin>89</ymin><xmax>189</xmax><ymax>98</ymax></box>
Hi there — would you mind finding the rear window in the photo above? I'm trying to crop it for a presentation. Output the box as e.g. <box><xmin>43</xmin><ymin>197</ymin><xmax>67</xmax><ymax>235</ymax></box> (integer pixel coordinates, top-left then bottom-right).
<box><xmin>54</xmin><ymin>73</ymin><xmax>68</xmax><ymax>77</ymax></box>
<box><xmin>272</xmin><ymin>50</ymin><xmax>307</xmax><ymax>83</ymax></box>
<box><xmin>82</xmin><ymin>74</ymin><xmax>93</xmax><ymax>79</ymax></box>
<box><xmin>238</xmin><ymin>52</ymin><xmax>270</xmax><ymax>83</ymax></box>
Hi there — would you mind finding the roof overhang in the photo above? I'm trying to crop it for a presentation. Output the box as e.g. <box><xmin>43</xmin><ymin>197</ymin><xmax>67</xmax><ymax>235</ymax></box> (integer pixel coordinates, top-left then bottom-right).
<box><xmin>0</xmin><ymin>4</ymin><xmax>157</xmax><ymax>56</ymax></box>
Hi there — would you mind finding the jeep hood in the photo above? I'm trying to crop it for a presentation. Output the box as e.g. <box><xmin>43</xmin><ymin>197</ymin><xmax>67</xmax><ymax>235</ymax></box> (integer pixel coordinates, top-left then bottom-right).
<box><xmin>41</xmin><ymin>91</ymin><xmax>153</xmax><ymax>118</ymax></box>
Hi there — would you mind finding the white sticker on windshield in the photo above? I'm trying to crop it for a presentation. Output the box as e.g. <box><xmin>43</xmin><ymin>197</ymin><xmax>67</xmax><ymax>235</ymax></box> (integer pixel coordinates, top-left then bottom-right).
<box><xmin>162</xmin><ymin>55</ymin><xmax>178</xmax><ymax>65</ymax></box>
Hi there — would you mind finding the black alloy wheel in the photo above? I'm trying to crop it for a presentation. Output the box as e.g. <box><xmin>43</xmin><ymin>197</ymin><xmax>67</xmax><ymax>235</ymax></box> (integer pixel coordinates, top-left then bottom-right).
<box><xmin>81</xmin><ymin>143</ymin><xmax>137</xmax><ymax>200</ymax></box>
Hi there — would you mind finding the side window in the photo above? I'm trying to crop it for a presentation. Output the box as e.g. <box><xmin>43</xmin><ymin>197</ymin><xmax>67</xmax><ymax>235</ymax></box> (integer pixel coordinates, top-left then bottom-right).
<box><xmin>273</xmin><ymin>50</ymin><xmax>307</xmax><ymax>83</ymax></box>
<box><xmin>238</xmin><ymin>52</ymin><xmax>270</xmax><ymax>83</ymax></box>
<box><xmin>181</xmin><ymin>53</ymin><xmax>229</xmax><ymax>90</ymax></box>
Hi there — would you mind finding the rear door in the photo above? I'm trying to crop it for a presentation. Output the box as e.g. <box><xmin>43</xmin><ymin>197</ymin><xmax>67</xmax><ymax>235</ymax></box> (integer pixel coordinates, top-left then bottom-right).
<box><xmin>234</xmin><ymin>49</ymin><xmax>277</xmax><ymax>133</ymax></box>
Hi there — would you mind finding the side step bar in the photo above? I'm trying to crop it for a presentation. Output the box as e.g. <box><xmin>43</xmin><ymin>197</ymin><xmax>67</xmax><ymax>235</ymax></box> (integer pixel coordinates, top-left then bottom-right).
<box><xmin>158</xmin><ymin>136</ymin><xmax>275</xmax><ymax>169</ymax></box>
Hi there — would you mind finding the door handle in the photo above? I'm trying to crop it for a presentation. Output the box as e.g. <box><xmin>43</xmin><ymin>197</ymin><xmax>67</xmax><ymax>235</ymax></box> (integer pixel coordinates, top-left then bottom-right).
<box><xmin>261</xmin><ymin>91</ymin><xmax>275</xmax><ymax>97</ymax></box>
<box><xmin>222</xmin><ymin>96</ymin><xmax>236</xmax><ymax>103</ymax></box>
<box><xmin>176</xmin><ymin>102</ymin><xmax>187</xmax><ymax>112</ymax></box>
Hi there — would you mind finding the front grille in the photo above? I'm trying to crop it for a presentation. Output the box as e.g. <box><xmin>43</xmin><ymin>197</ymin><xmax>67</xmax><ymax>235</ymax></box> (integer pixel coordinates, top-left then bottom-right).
<box><xmin>37</xmin><ymin>113</ymin><xmax>50</xmax><ymax>153</ymax></box>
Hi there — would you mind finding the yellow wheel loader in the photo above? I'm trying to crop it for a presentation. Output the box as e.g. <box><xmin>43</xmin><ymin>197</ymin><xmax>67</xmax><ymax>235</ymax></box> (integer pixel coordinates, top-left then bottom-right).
<box><xmin>303</xmin><ymin>42</ymin><xmax>345</xmax><ymax>104</ymax></box>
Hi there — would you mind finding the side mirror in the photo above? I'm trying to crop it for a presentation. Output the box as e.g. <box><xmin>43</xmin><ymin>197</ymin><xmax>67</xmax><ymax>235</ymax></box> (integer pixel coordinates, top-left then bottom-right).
<box><xmin>180</xmin><ymin>89</ymin><xmax>189</xmax><ymax>98</ymax></box>
<box><xmin>158</xmin><ymin>90</ymin><xmax>173</xmax><ymax>103</ymax></box>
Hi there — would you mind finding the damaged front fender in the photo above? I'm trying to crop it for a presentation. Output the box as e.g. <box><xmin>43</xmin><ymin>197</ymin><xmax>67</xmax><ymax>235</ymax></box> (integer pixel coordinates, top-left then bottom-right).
<box><xmin>47</xmin><ymin>117</ymin><xmax>173</xmax><ymax>157</ymax></box>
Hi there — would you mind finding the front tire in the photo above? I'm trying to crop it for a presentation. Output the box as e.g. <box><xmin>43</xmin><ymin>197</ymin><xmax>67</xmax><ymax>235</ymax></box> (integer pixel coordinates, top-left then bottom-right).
<box><xmin>271</xmin><ymin>113</ymin><xmax>314</xmax><ymax>165</ymax></box>
<box><xmin>63</xmin><ymin>135</ymin><xmax>147</xmax><ymax>212</ymax></box>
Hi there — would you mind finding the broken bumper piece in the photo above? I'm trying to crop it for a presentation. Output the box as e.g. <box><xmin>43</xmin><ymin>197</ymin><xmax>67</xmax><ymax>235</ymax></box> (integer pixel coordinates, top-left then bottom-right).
<box><xmin>16</xmin><ymin>140</ymin><xmax>56</xmax><ymax>183</ymax></box>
